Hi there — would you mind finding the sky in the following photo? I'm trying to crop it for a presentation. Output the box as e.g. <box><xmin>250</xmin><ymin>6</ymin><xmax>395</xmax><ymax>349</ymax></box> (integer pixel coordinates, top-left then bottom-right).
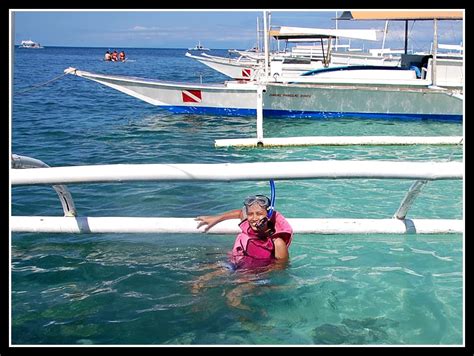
<box><xmin>10</xmin><ymin>9</ymin><xmax>464</xmax><ymax>51</ymax></box>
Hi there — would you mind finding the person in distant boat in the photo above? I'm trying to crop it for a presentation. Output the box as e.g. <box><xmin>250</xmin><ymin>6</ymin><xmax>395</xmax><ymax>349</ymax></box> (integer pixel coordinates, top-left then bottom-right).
<box><xmin>193</xmin><ymin>194</ymin><xmax>293</xmax><ymax>308</ymax></box>
<box><xmin>111</xmin><ymin>50</ymin><xmax>118</xmax><ymax>61</ymax></box>
<box><xmin>119</xmin><ymin>50</ymin><xmax>126</xmax><ymax>62</ymax></box>
<box><xmin>104</xmin><ymin>51</ymin><xmax>112</xmax><ymax>61</ymax></box>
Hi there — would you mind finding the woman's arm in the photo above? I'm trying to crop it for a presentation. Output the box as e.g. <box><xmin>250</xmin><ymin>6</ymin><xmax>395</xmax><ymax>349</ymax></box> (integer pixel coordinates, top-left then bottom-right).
<box><xmin>273</xmin><ymin>237</ymin><xmax>289</xmax><ymax>261</ymax></box>
<box><xmin>195</xmin><ymin>209</ymin><xmax>243</xmax><ymax>232</ymax></box>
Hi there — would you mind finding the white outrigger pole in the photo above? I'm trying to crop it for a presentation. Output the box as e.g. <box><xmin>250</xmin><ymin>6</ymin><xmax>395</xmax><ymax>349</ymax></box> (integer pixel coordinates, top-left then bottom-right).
<box><xmin>215</xmin><ymin>136</ymin><xmax>463</xmax><ymax>148</ymax></box>
<box><xmin>11</xmin><ymin>160</ymin><xmax>462</xmax><ymax>184</ymax></box>
<box><xmin>11</xmin><ymin>216</ymin><xmax>461</xmax><ymax>235</ymax></box>
<box><xmin>11</xmin><ymin>155</ymin><xmax>463</xmax><ymax>235</ymax></box>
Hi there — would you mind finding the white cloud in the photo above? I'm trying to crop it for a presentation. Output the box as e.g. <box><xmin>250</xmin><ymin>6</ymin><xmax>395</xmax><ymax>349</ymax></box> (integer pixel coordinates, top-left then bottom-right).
<box><xmin>131</xmin><ymin>26</ymin><xmax>148</xmax><ymax>31</ymax></box>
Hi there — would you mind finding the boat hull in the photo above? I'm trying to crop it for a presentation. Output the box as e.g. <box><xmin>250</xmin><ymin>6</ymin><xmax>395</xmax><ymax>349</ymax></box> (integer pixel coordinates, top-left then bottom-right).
<box><xmin>66</xmin><ymin>69</ymin><xmax>462</xmax><ymax>122</ymax></box>
<box><xmin>263</xmin><ymin>83</ymin><xmax>462</xmax><ymax>121</ymax></box>
<box><xmin>165</xmin><ymin>83</ymin><xmax>462</xmax><ymax>122</ymax></box>
<box><xmin>71</xmin><ymin>69</ymin><xmax>258</xmax><ymax>108</ymax></box>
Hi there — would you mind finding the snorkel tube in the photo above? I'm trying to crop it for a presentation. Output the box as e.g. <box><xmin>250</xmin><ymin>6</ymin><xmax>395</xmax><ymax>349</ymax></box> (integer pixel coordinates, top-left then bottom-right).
<box><xmin>255</xmin><ymin>179</ymin><xmax>276</xmax><ymax>232</ymax></box>
<box><xmin>268</xmin><ymin>179</ymin><xmax>275</xmax><ymax>219</ymax></box>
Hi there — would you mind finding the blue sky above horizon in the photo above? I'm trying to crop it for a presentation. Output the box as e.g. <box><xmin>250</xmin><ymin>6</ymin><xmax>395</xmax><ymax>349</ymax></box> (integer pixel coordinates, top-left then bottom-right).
<box><xmin>11</xmin><ymin>9</ymin><xmax>464</xmax><ymax>51</ymax></box>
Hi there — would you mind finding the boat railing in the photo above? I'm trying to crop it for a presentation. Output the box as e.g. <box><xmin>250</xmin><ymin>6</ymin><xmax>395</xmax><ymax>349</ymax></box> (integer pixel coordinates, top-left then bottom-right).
<box><xmin>11</xmin><ymin>154</ymin><xmax>463</xmax><ymax>235</ymax></box>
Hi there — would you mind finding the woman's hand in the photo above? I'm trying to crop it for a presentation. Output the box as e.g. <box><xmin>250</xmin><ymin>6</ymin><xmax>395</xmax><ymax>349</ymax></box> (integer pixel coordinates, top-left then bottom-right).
<box><xmin>195</xmin><ymin>210</ymin><xmax>242</xmax><ymax>233</ymax></box>
<box><xmin>195</xmin><ymin>215</ymin><xmax>221</xmax><ymax>232</ymax></box>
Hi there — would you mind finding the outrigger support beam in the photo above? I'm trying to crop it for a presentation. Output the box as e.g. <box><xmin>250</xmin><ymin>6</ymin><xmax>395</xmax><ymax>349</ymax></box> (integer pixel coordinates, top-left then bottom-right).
<box><xmin>11</xmin><ymin>154</ymin><xmax>77</xmax><ymax>217</ymax></box>
<box><xmin>393</xmin><ymin>180</ymin><xmax>428</xmax><ymax>219</ymax></box>
<box><xmin>256</xmin><ymin>85</ymin><xmax>266</xmax><ymax>144</ymax></box>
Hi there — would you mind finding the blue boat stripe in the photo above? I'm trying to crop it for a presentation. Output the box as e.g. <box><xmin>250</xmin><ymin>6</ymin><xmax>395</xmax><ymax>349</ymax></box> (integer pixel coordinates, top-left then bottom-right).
<box><xmin>161</xmin><ymin>106</ymin><xmax>462</xmax><ymax>123</ymax></box>
<box><xmin>300</xmin><ymin>65</ymin><xmax>416</xmax><ymax>77</ymax></box>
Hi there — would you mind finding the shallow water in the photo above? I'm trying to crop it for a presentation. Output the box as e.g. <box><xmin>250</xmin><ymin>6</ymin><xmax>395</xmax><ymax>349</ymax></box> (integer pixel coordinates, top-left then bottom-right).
<box><xmin>11</xmin><ymin>47</ymin><xmax>463</xmax><ymax>345</ymax></box>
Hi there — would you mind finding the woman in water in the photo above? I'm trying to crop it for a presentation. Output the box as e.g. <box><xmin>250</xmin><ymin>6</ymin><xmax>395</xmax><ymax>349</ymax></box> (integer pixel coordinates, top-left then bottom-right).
<box><xmin>196</xmin><ymin>194</ymin><xmax>292</xmax><ymax>269</ymax></box>
<box><xmin>193</xmin><ymin>194</ymin><xmax>293</xmax><ymax>308</ymax></box>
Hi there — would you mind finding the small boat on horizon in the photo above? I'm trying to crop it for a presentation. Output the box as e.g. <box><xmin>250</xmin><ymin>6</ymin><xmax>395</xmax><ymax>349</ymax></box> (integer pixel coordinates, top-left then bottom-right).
<box><xmin>188</xmin><ymin>41</ymin><xmax>210</xmax><ymax>51</ymax></box>
<box><xmin>19</xmin><ymin>39</ymin><xmax>44</xmax><ymax>49</ymax></box>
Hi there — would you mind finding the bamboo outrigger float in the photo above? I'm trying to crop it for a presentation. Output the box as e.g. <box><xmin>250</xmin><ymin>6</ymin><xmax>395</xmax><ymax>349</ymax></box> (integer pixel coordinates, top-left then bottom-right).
<box><xmin>214</xmin><ymin>136</ymin><xmax>464</xmax><ymax>148</ymax></box>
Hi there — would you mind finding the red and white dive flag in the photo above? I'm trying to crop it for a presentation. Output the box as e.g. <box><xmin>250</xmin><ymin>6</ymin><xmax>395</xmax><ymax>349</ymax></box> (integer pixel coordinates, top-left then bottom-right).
<box><xmin>242</xmin><ymin>69</ymin><xmax>252</xmax><ymax>78</ymax></box>
<box><xmin>182</xmin><ymin>90</ymin><xmax>202</xmax><ymax>103</ymax></box>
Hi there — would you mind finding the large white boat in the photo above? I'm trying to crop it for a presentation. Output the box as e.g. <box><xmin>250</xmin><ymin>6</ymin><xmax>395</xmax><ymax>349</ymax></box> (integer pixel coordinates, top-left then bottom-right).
<box><xmin>63</xmin><ymin>10</ymin><xmax>463</xmax><ymax>123</ymax></box>
<box><xmin>19</xmin><ymin>39</ymin><xmax>43</xmax><ymax>49</ymax></box>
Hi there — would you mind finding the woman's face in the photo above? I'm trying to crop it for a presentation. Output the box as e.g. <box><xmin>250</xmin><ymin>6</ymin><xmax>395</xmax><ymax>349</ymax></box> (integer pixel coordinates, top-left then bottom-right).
<box><xmin>246</xmin><ymin>203</ymin><xmax>268</xmax><ymax>231</ymax></box>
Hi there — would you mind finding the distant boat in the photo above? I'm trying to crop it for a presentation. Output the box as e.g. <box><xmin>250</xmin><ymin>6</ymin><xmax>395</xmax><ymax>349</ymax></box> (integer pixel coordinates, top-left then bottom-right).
<box><xmin>19</xmin><ymin>40</ymin><xmax>43</xmax><ymax>49</ymax></box>
<box><xmin>188</xmin><ymin>41</ymin><xmax>210</xmax><ymax>51</ymax></box>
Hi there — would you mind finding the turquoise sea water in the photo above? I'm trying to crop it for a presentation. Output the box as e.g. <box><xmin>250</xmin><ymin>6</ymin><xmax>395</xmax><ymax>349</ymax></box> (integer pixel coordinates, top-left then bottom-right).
<box><xmin>11</xmin><ymin>47</ymin><xmax>463</xmax><ymax>345</ymax></box>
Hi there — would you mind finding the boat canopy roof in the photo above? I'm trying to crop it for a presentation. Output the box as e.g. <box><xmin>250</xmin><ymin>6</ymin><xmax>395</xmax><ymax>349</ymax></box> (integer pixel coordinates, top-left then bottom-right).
<box><xmin>337</xmin><ymin>10</ymin><xmax>463</xmax><ymax>21</ymax></box>
<box><xmin>270</xmin><ymin>26</ymin><xmax>377</xmax><ymax>41</ymax></box>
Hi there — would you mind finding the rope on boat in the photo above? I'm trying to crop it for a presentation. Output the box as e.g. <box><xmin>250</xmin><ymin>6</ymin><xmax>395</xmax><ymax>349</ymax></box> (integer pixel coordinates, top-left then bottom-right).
<box><xmin>15</xmin><ymin>71</ymin><xmax>71</xmax><ymax>95</ymax></box>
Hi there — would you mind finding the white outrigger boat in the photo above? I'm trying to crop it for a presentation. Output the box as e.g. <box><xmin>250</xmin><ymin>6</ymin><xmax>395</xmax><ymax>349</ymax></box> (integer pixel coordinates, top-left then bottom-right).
<box><xmin>64</xmin><ymin>64</ymin><xmax>461</xmax><ymax>121</ymax></box>
<box><xmin>63</xmin><ymin>10</ymin><xmax>463</xmax><ymax>122</ymax></box>
<box><xmin>185</xmin><ymin>27</ymin><xmax>382</xmax><ymax>80</ymax></box>
<box><xmin>186</xmin><ymin>24</ymin><xmax>461</xmax><ymax>87</ymax></box>
<box><xmin>185</xmin><ymin>52</ymin><xmax>261</xmax><ymax>81</ymax></box>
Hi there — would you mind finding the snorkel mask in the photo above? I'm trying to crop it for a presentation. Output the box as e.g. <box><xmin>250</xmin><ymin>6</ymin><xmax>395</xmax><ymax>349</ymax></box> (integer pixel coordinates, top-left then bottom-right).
<box><xmin>243</xmin><ymin>180</ymin><xmax>276</xmax><ymax>232</ymax></box>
